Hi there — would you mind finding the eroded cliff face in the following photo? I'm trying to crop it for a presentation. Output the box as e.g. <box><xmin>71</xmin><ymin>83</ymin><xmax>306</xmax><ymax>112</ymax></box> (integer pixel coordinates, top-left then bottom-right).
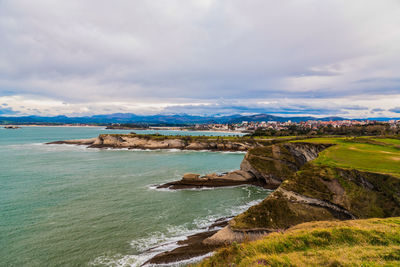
<box><xmin>156</xmin><ymin>142</ymin><xmax>330</xmax><ymax>189</ymax></box>
<box><xmin>204</xmin><ymin>145</ymin><xmax>400</xmax><ymax>245</ymax></box>
<box><xmin>49</xmin><ymin>134</ymin><xmax>256</xmax><ymax>151</ymax></box>
<box><xmin>240</xmin><ymin>142</ymin><xmax>331</xmax><ymax>187</ymax></box>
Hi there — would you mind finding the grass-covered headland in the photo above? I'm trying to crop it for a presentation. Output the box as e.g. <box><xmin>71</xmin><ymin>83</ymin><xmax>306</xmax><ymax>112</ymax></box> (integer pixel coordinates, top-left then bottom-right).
<box><xmin>197</xmin><ymin>136</ymin><xmax>400</xmax><ymax>266</ymax></box>
<box><xmin>198</xmin><ymin>217</ymin><xmax>400</xmax><ymax>266</ymax></box>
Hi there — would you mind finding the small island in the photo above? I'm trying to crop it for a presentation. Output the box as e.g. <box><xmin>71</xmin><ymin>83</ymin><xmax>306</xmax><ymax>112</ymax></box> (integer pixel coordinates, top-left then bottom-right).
<box><xmin>4</xmin><ymin>125</ymin><xmax>21</xmax><ymax>129</ymax></box>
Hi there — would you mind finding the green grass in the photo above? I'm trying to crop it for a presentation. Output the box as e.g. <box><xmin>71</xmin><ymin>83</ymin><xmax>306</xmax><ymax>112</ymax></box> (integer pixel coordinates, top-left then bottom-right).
<box><xmin>291</xmin><ymin>137</ymin><xmax>346</xmax><ymax>144</ymax></box>
<box><xmin>99</xmin><ymin>133</ymin><xmax>303</xmax><ymax>146</ymax></box>
<box><xmin>197</xmin><ymin>136</ymin><xmax>400</xmax><ymax>266</ymax></box>
<box><xmin>197</xmin><ymin>217</ymin><xmax>400</xmax><ymax>267</ymax></box>
<box><xmin>292</xmin><ymin>137</ymin><xmax>400</xmax><ymax>178</ymax></box>
<box><xmin>372</xmin><ymin>138</ymin><xmax>400</xmax><ymax>146</ymax></box>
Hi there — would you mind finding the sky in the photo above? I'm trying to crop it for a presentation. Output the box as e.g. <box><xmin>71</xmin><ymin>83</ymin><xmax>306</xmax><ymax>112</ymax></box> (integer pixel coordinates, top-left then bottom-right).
<box><xmin>1</xmin><ymin>0</ymin><xmax>400</xmax><ymax>118</ymax></box>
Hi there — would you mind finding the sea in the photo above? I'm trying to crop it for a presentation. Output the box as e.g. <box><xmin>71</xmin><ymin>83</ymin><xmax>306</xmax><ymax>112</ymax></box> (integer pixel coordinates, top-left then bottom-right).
<box><xmin>0</xmin><ymin>127</ymin><xmax>271</xmax><ymax>267</ymax></box>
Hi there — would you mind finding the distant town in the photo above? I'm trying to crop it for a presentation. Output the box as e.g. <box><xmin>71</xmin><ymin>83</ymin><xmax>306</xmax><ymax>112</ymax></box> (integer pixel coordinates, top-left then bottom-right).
<box><xmin>192</xmin><ymin>119</ymin><xmax>400</xmax><ymax>132</ymax></box>
<box><xmin>100</xmin><ymin>119</ymin><xmax>400</xmax><ymax>137</ymax></box>
<box><xmin>3</xmin><ymin>116</ymin><xmax>400</xmax><ymax>136</ymax></box>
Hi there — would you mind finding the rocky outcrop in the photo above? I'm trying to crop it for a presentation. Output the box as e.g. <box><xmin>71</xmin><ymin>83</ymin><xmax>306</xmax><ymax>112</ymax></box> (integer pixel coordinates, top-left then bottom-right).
<box><xmin>48</xmin><ymin>134</ymin><xmax>255</xmax><ymax>151</ymax></box>
<box><xmin>204</xmin><ymin>165</ymin><xmax>400</xmax><ymax>245</ymax></box>
<box><xmin>157</xmin><ymin>170</ymin><xmax>263</xmax><ymax>189</ymax></box>
<box><xmin>159</xmin><ymin>142</ymin><xmax>330</xmax><ymax>189</ymax></box>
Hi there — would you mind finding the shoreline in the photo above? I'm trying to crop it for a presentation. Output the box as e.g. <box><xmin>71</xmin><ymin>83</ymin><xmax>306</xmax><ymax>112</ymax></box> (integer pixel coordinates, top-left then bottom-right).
<box><xmin>142</xmin><ymin>216</ymin><xmax>236</xmax><ymax>265</ymax></box>
<box><xmin>47</xmin><ymin>134</ymin><xmax>255</xmax><ymax>152</ymax></box>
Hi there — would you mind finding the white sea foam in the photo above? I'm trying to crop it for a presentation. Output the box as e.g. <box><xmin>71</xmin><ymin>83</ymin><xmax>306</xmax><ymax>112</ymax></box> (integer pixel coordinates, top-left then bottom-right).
<box><xmin>92</xmin><ymin>223</ymin><xmax>206</xmax><ymax>267</ymax></box>
<box><xmin>90</xmin><ymin>252</ymin><xmax>158</xmax><ymax>267</ymax></box>
<box><xmin>91</xmin><ymin>193</ymin><xmax>268</xmax><ymax>267</ymax></box>
<box><xmin>145</xmin><ymin>252</ymin><xmax>214</xmax><ymax>267</ymax></box>
<box><xmin>25</xmin><ymin>142</ymin><xmax>247</xmax><ymax>155</ymax></box>
<box><xmin>193</xmin><ymin>214</ymin><xmax>224</xmax><ymax>229</ymax></box>
<box><xmin>92</xmin><ymin>199</ymin><xmax>260</xmax><ymax>267</ymax></box>
<box><xmin>91</xmin><ymin>250</ymin><xmax>213</xmax><ymax>267</ymax></box>
<box><xmin>219</xmin><ymin>151</ymin><xmax>247</xmax><ymax>154</ymax></box>
<box><xmin>148</xmin><ymin>183</ymin><xmax>267</xmax><ymax>193</ymax></box>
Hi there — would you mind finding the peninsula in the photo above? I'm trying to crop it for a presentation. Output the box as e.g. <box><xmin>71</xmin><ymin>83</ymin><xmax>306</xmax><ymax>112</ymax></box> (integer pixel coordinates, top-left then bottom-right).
<box><xmin>47</xmin><ymin>133</ymin><xmax>298</xmax><ymax>152</ymax></box>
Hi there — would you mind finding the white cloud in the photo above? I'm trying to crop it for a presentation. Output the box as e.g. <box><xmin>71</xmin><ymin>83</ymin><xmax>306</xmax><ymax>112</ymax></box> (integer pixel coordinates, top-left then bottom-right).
<box><xmin>0</xmin><ymin>0</ymin><xmax>400</xmax><ymax>117</ymax></box>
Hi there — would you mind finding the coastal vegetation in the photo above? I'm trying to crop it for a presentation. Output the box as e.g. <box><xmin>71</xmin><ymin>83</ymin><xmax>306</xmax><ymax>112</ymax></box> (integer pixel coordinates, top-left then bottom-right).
<box><xmin>101</xmin><ymin>133</ymin><xmax>299</xmax><ymax>143</ymax></box>
<box><xmin>294</xmin><ymin>137</ymin><xmax>400</xmax><ymax>177</ymax></box>
<box><xmin>251</xmin><ymin>123</ymin><xmax>400</xmax><ymax>137</ymax></box>
<box><xmin>198</xmin><ymin>135</ymin><xmax>400</xmax><ymax>266</ymax></box>
<box><xmin>229</xmin><ymin>136</ymin><xmax>400</xmax><ymax>229</ymax></box>
<box><xmin>197</xmin><ymin>217</ymin><xmax>400</xmax><ymax>267</ymax></box>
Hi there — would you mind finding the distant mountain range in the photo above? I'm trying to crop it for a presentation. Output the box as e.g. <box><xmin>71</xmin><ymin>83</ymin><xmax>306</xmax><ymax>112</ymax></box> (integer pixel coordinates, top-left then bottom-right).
<box><xmin>0</xmin><ymin>113</ymin><xmax>397</xmax><ymax>125</ymax></box>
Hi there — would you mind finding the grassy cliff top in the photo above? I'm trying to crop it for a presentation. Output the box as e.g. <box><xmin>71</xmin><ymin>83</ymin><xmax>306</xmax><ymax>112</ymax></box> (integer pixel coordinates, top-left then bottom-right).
<box><xmin>293</xmin><ymin>136</ymin><xmax>400</xmax><ymax>178</ymax></box>
<box><xmin>98</xmin><ymin>133</ymin><xmax>305</xmax><ymax>145</ymax></box>
<box><xmin>197</xmin><ymin>217</ymin><xmax>400</xmax><ymax>267</ymax></box>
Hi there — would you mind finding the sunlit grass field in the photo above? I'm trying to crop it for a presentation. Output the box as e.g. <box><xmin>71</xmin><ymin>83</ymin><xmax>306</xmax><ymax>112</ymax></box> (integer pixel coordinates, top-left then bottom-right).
<box><xmin>197</xmin><ymin>217</ymin><xmax>400</xmax><ymax>267</ymax></box>
<box><xmin>372</xmin><ymin>138</ymin><xmax>400</xmax><ymax>146</ymax></box>
<box><xmin>293</xmin><ymin>137</ymin><xmax>400</xmax><ymax>178</ymax></box>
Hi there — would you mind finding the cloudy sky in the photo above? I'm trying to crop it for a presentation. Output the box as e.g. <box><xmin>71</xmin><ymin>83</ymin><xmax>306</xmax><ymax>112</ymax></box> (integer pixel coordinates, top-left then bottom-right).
<box><xmin>1</xmin><ymin>0</ymin><xmax>400</xmax><ymax>118</ymax></box>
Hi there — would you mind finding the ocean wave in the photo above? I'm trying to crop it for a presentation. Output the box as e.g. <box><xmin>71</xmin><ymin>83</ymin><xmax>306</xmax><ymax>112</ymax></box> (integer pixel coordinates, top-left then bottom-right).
<box><xmin>90</xmin><ymin>197</ymin><xmax>264</xmax><ymax>267</ymax></box>
<box><xmin>45</xmin><ymin>144</ymin><xmax>247</xmax><ymax>154</ymax></box>
<box><xmin>192</xmin><ymin>214</ymin><xmax>226</xmax><ymax>229</ymax></box>
<box><xmin>145</xmin><ymin>252</ymin><xmax>214</xmax><ymax>267</ymax></box>
<box><xmin>28</xmin><ymin>143</ymin><xmax>101</xmax><ymax>152</ymax></box>
<box><xmin>91</xmin><ymin>250</ymin><xmax>213</xmax><ymax>267</ymax></box>
<box><xmin>90</xmin><ymin>252</ymin><xmax>158</xmax><ymax>267</ymax></box>
<box><xmin>219</xmin><ymin>151</ymin><xmax>247</xmax><ymax>154</ymax></box>
<box><xmin>92</xmin><ymin>224</ymin><xmax>204</xmax><ymax>267</ymax></box>
<box><xmin>91</xmin><ymin>193</ymin><xmax>268</xmax><ymax>267</ymax></box>
<box><xmin>148</xmin><ymin>185</ymin><xmax>223</xmax><ymax>192</ymax></box>
<box><xmin>148</xmin><ymin>183</ymin><xmax>270</xmax><ymax>193</ymax></box>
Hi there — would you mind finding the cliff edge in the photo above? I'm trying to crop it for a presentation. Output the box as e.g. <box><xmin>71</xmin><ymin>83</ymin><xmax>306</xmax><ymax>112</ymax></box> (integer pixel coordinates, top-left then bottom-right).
<box><xmin>204</xmin><ymin>139</ymin><xmax>400</xmax><ymax>245</ymax></box>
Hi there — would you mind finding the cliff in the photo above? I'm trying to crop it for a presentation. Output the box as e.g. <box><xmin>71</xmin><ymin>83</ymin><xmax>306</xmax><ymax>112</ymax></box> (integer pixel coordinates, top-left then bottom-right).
<box><xmin>203</xmin><ymin>140</ymin><xmax>400</xmax><ymax>245</ymax></box>
<box><xmin>239</xmin><ymin>142</ymin><xmax>331</xmax><ymax>187</ymax></box>
<box><xmin>48</xmin><ymin>133</ymin><xmax>273</xmax><ymax>151</ymax></box>
<box><xmin>198</xmin><ymin>217</ymin><xmax>400</xmax><ymax>266</ymax></box>
<box><xmin>157</xmin><ymin>142</ymin><xmax>329</xmax><ymax>189</ymax></box>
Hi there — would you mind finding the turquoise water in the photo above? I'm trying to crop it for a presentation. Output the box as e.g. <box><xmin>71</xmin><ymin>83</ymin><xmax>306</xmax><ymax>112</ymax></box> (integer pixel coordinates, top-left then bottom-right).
<box><xmin>0</xmin><ymin>127</ymin><xmax>269</xmax><ymax>267</ymax></box>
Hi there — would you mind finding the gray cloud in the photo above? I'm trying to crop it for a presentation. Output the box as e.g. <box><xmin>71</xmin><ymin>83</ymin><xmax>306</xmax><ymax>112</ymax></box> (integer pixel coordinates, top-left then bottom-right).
<box><xmin>342</xmin><ymin>105</ymin><xmax>369</xmax><ymax>111</ymax></box>
<box><xmin>162</xmin><ymin>101</ymin><xmax>369</xmax><ymax>117</ymax></box>
<box><xmin>389</xmin><ymin>107</ymin><xmax>400</xmax><ymax>114</ymax></box>
<box><xmin>0</xmin><ymin>107</ymin><xmax>19</xmax><ymax>115</ymax></box>
<box><xmin>0</xmin><ymin>0</ymin><xmax>400</xmax><ymax>116</ymax></box>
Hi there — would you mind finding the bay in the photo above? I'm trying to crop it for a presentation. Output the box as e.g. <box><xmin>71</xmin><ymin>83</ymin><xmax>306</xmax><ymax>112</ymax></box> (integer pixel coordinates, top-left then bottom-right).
<box><xmin>0</xmin><ymin>127</ymin><xmax>270</xmax><ymax>266</ymax></box>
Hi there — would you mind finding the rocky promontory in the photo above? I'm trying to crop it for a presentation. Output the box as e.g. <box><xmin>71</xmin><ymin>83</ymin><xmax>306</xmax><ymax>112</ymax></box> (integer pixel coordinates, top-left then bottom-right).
<box><xmin>47</xmin><ymin>133</ymin><xmax>263</xmax><ymax>151</ymax></box>
<box><xmin>157</xmin><ymin>170</ymin><xmax>264</xmax><ymax>189</ymax></box>
<box><xmin>203</xmin><ymin>150</ymin><xmax>400</xmax><ymax>246</ymax></box>
<box><xmin>158</xmin><ymin>142</ymin><xmax>331</xmax><ymax>189</ymax></box>
<box><xmin>150</xmin><ymin>138</ymin><xmax>400</xmax><ymax>263</ymax></box>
